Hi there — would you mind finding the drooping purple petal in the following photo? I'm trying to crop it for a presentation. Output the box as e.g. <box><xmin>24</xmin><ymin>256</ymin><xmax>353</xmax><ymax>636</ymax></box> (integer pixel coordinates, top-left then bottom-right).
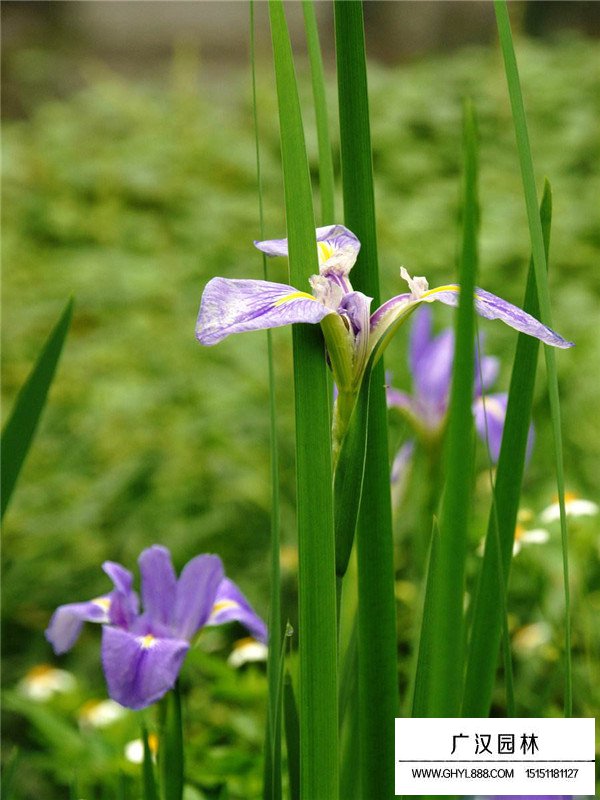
<box><xmin>475</xmin><ymin>353</ymin><xmax>500</xmax><ymax>395</ymax></box>
<box><xmin>473</xmin><ymin>392</ymin><xmax>534</xmax><ymax>464</ymax></box>
<box><xmin>138</xmin><ymin>546</ymin><xmax>178</xmax><ymax>629</ymax></box>
<box><xmin>101</xmin><ymin>626</ymin><xmax>189</xmax><ymax>710</ymax></box>
<box><xmin>413</xmin><ymin>327</ymin><xmax>454</xmax><ymax>415</ymax></box>
<box><xmin>196</xmin><ymin>278</ymin><xmax>332</xmax><ymax>346</ymax></box>
<box><xmin>426</xmin><ymin>285</ymin><xmax>574</xmax><ymax>348</ymax></box>
<box><xmin>409</xmin><ymin>306</ymin><xmax>433</xmax><ymax>376</ymax></box>
<box><xmin>173</xmin><ymin>554</ymin><xmax>224</xmax><ymax>640</ymax></box>
<box><xmin>45</xmin><ymin>599</ymin><xmax>111</xmax><ymax>655</ymax></box>
<box><xmin>207</xmin><ymin>578</ymin><xmax>268</xmax><ymax>643</ymax></box>
<box><xmin>386</xmin><ymin>386</ymin><xmax>413</xmax><ymax>413</ymax></box>
<box><xmin>473</xmin><ymin>393</ymin><xmax>507</xmax><ymax>463</ymax></box>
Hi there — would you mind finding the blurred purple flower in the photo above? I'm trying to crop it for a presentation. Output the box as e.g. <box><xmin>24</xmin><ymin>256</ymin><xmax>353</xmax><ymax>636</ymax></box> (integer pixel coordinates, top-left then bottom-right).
<box><xmin>387</xmin><ymin>307</ymin><xmax>534</xmax><ymax>500</ymax></box>
<box><xmin>46</xmin><ymin>545</ymin><xmax>267</xmax><ymax>710</ymax></box>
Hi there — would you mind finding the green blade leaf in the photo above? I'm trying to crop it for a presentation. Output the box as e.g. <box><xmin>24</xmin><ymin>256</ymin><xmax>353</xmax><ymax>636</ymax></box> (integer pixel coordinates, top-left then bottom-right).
<box><xmin>269</xmin><ymin>2</ymin><xmax>338</xmax><ymax>796</ymax></box>
<box><xmin>494</xmin><ymin>0</ymin><xmax>572</xmax><ymax>715</ymax></box>
<box><xmin>333</xmin><ymin>373</ymin><xmax>371</xmax><ymax>577</ymax></box>
<box><xmin>463</xmin><ymin>182</ymin><xmax>552</xmax><ymax>716</ymax></box>
<box><xmin>159</xmin><ymin>685</ymin><xmax>184</xmax><ymax>800</ymax></box>
<box><xmin>419</xmin><ymin>100</ymin><xmax>478</xmax><ymax>717</ymax></box>
<box><xmin>283</xmin><ymin>672</ymin><xmax>300</xmax><ymax>800</ymax></box>
<box><xmin>142</xmin><ymin>725</ymin><xmax>159</xmax><ymax>800</ymax></box>
<box><xmin>411</xmin><ymin>522</ymin><xmax>441</xmax><ymax>716</ymax></box>
<box><xmin>251</xmin><ymin>4</ymin><xmax>283</xmax><ymax>798</ymax></box>
<box><xmin>302</xmin><ymin>0</ymin><xmax>335</xmax><ymax>225</ymax></box>
<box><xmin>1</xmin><ymin>298</ymin><xmax>73</xmax><ymax>519</ymax></box>
<box><xmin>335</xmin><ymin>4</ymin><xmax>398</xmax><ymax>797</ymax></box>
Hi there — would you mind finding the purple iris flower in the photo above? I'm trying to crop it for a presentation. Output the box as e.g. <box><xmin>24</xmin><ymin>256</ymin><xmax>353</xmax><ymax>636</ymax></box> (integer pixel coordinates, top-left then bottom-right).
<box><xmin>196</xmin><ymin>225</ymin><xmax>571</xmax><ymax>454</ymax></box>
<box><xmin>45</xmin><ymin>545</ymin><xmax>267</xmax><ymax>710</ymax></box>
<box><xmin>387</xmin><ymin>305</ymin><xmax>532</xmax><ymax>461</ymax></box>
<box><xmin>387</xmin><ymin>306</ymin><xmax>535</xmax><ymax>503</ymax></box>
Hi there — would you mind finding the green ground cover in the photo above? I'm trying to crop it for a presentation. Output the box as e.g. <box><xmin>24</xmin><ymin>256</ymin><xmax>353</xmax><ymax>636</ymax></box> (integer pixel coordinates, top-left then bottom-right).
<box><xmin>2</xmin><ymin>35</ymin><xmax>599</xmax><ymax>798</ymax></box>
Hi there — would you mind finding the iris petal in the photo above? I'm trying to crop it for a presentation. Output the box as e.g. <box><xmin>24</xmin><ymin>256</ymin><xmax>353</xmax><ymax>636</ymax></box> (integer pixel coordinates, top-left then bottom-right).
<box><xmin>46</xmin><ymin>600</ymin><xmax>110</xmax><ymax>655</ymax></box>
<box><xmin>196</xmin><ymin>278</ymin><xmax>332</xmax><ymax>346</ymax></box>
<box><xmin>101</xmin><ymin>626</ymin><xmax>189</xmax><ymax>710</ymax></box>
<box><xmin>208</xmin><ymin>578</ymin><xmax>268</xmax><ymax>643</ymax></box>
<box><xmin>425</xmin><ymin>285</ymin><xmax>574</xmax><ymax>349</ymax></box>
<box><xmin>138</xmin><ymin>546</ymin><xmax>178</xmax><ymax>629</ymax></box>
<box><xmin>173</xmin><ymin>554</ymin><xmax>224</xmax><ymax>640</ymax></box>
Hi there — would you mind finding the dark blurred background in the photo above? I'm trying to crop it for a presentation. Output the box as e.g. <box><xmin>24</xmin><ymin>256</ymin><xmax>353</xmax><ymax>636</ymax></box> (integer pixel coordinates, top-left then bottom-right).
<box><xmin>3</xmin><ymin>1</ymin><xmax>600</xmax><ymax>119</ymax></box>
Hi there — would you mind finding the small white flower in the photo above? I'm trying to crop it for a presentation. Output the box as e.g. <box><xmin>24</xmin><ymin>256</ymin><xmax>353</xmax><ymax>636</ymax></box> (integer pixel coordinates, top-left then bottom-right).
<box><xmin>19</xmin><ymin>664</ymin><xmax>76</xmax><ymax>701</ymax></box>
<box><xmin>227</xmin><ymin>637</ymin><xmax>268</xmax><ymax>668</ymax></box>
<box><xmin>513</xmin><ymin>523</ymin><xmax>550</xmax><ymax>556</ymax></box>
<box><xmin>125</xmin><ymin>733</ymin><xmax>158</xmax><ymax>764</ymax></box>
<box><xmin>512</xmin><ymin>622</ymin><xmax>552</xmax><ymax>655</ymax></box>
<box><xmin>79</xmin><ymin>698</ymin><xmax>127</xmax><ymax>728</ymax></box>
<box><xmin>540</xmin><ymin>493</ymin><xmax>599</xmax><ymax>524</ymax></box>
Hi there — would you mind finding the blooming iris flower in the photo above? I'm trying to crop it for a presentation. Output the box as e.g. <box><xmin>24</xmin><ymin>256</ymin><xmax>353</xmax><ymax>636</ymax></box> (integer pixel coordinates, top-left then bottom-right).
<box><xmin>196</xmin><ymin>225</ymin><xmax>572</xmax><ymax>452</ymax></box>
<box><xmin>45</xmin><ymin>545</ymin><xmax>267</xmax><ymax>710</ymax></box>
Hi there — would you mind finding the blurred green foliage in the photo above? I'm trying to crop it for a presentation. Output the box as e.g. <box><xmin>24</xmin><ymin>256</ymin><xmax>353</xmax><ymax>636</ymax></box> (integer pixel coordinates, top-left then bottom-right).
<box><xmin>2</xmin><ymin>34</ymin><xmax>599</xmax><ymax>798</ymax></box>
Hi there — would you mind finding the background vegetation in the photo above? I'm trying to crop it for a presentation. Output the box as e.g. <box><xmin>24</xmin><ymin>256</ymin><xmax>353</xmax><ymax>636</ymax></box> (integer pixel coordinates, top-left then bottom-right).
<box><xmin>2</xmin><ymin>30</ymin><xmax>599</xmax><ymax>798</ymax></box>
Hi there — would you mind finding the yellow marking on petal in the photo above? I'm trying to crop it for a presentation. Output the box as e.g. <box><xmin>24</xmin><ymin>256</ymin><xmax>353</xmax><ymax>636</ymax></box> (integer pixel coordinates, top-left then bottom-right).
<box><xmin>92</xmin><ymin>597</ymin><xmax>111</xmax><ymax>611</ymax></box>
<box><xmin>421</xmin><ymin>284</ymin><xmax>458</xmax><ymax>299</ymax></box>
<box><xmin>317</xmin><ymin>241</ymin><xmax>335</xmax><ymax>263</ymax></box>
<box><xmin>140</xmin><ymin>634</ymin><xmax>156</xmax><ymax>649</ymax></box>
<box><xmin>212</xmin><ymin>600</ymin><xmax>240</xmax><ymax>614</ymax></box>
<box><xmin>274</xmin><ymin>291</ymin><xmax>316</xmax><ymax>306</ymax></box>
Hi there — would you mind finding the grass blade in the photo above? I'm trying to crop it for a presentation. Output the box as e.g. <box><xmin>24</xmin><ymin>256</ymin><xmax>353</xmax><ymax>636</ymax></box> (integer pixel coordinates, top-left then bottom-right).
<box><xmin>494</xmin><ymin>0</ymin><xmax>572</xmax><ymax>715</ymax></box>
<box><xmin>1</xmin><ymin>298</ymin><xmax>73</xmax><ymax>519</ymax></box>
<box><xmin>334</xmin><ymin>3</ymin><xmax>398</xmax><ymax>796</ymax></box>
<box><xmin>283</xmin><ymin>672</ymin><xmax>300</xmax><ymax>800</ymax></box>
<box><xmin>250</xmin><ymin>5</ymin><xmax>283</xmax><ymax>798</ymax></box>
<box><xmin>411</xmin><ymin>523</ymin><xmax>441</xmax><ymax>716</ymax></box>
<box><xmin>0</xmin><ymin>748</ymin><xmax>20</xmax><ymax>800</ymax></box>
<box><xmin>269</xmin><ymin>2</ymin><xmax>338</xmax><ymax>796</ymax></box>
<box><xmin>463</xmin><ymin>182</ymin><xmax>552</xmax><ymax>716</ymax></box>
<box><xmin>159</xmin><ymin>685</ymin><xmax>184</xmax><ymax>800</ymax></box>
<box><xmin>142</xmin><ymin>726</ymin><xmax>159</xmax><ymax>800</ymax></box>
<box><xmin>302</xmin><ymin>0</ymin><xmax>335</xmax><ymax>224</ymax></box>
<box><xmin>419</xmin><ymin>100</ymin><xmax>478</xmax><ymax>716</ymax></box>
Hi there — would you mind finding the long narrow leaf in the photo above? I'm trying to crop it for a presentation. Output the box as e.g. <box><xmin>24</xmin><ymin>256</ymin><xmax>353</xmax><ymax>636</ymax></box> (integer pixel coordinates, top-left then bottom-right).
<box><xmin>283</xmin><ymin>672</ymin><xmax>300</xmax><ymax>800</ymax></box>
<box><xmin>1</xmin><ymin>298</ymin><xmax>73</xmax><ymax>519</ymax></box>
<box><xmin>494</xmin><ymin>0</ymin><xmax>572</xmax><ymax>715</ymax></box>
<box><xmin>421</xmin><ymin>100</ymin><xmax>478</xmax><ymax>716</ymax></box>
<box><xmin>302</xmin><ymin>0</ymin><xmax>335</xmax><ymax>224</ymax></box>
<box><xmin>159</xmin><ymin>685</ymin><xmax>184</xmax><ymax>800</ymax></box>
<box><xmin>334</xmin><ymin>4</ymin><xmax>398</xmax><ymax>797</ymax></box>
<box><xmin>142</xmin><ymin>726</ymin><xmax>159</xmax><ymax>800</ymax></box>
<box><xmin>411</xmin><ymin>523</ymin><xmax>441</xmax><ymax>716</ymax></box>
<box><xmin>250</xmin><ymin>5</ymin><xmax>283</xmax><ymax>798</ymax></box>
<box><xmin>463</xmin><ymin>182</ymin><xmax>552</xmax><ymax>716</ymax></box>
<box><xmin>269</xmin><ymin>3</ymin><xmax>338</xmax><ymax>797</ymax></box>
